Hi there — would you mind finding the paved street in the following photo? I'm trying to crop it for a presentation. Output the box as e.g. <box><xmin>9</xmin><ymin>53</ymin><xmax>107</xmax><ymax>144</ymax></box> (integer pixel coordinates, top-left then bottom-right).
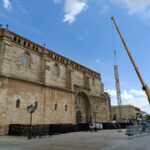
<box><xmin>0</xmin><ymin>130</ymin><xmax>150</xmax><ymax>150</ymax></box>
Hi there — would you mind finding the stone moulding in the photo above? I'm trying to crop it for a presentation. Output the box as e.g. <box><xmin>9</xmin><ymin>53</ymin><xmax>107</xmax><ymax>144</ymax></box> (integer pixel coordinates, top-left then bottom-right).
<box><xmin>0</xmin><ymin>74</ymin><xmax>74</xmax><ymax>94</ymax></box>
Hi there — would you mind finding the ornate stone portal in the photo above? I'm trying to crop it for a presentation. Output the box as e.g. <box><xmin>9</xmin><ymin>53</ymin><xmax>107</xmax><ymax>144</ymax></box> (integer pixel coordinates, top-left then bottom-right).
<box><xmin>76</xmin><ymin>92</ymin><xmax>91</xmax><ymax>124</ymax></box>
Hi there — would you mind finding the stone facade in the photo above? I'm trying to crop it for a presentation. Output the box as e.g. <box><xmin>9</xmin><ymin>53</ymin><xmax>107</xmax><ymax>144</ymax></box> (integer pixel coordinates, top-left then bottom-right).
<box><xmin>0</xmin><ymin>29</ymin><xmax>111</xmax><ymax>135</ymax></box>
<box><xmin>111</xmin><ymin>105</ymin><xmax>141</xmax><ymax>123</ymax></box>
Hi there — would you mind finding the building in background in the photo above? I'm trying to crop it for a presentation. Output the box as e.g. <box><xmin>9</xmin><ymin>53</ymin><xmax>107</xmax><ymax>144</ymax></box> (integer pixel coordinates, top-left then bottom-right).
<box><xmin>139</xmin><ymin>111</ymin><xmax>147</xmax><ymax>122</ymax></box>
<box><xmin>111</xmin><ymin>105</ymin><xmax>141</xmax><ymax>123</ymax></box>
<box><xmin>0</xmin><ymin>29</ymin><xmax>111</xmax><ymax>135</ymax></box>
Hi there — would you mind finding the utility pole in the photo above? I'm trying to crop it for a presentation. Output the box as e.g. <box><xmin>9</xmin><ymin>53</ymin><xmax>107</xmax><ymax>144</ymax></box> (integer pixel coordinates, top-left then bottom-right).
<box><xmin>114</xmin><ymin>50</ymin><xmax>122</xmax><ymax>122</ymax></box>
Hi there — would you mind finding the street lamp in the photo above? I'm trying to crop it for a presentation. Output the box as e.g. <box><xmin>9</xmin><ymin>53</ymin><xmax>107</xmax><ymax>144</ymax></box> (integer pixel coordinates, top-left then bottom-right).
<box><xmin>93</xmin><ymin>112</ymin><xmax>97</xmax><ymax>132</ymax></box>
<box><xmin>27</xmin><ymin>104</ymin><xmax>36</xmax><ymax>139</ymax></box>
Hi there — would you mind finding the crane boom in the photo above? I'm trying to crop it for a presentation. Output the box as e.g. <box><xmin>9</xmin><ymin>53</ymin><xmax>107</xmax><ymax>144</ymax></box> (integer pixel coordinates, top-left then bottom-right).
<box><xmin>111</xmin><ymin>16</ymin><xmax>150</xmax><ymax>104</ymax></box>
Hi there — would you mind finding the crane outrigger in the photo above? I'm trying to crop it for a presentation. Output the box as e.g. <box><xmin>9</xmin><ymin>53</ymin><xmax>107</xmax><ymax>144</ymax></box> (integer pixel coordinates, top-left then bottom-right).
<box><xmin>111</xmin><ymin>16</ymin><xmax>150</xmax><ymax>104</ymax></box>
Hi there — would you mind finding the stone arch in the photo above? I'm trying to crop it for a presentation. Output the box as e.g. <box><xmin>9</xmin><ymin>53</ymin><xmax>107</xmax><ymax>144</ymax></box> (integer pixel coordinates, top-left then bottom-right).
<box><xmin>76</xmin><ymin>111</ymin><xmax>82</xmax><ymax>124</ymax></box>
<box><xmin>75</xmin><ymin>92</ymin><xmax>91</xmax><ymax>124</ymax></box>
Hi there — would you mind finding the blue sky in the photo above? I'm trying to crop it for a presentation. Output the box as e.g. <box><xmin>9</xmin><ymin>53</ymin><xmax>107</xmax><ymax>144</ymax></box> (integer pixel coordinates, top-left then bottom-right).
<box><xmin>0</xmin><ymin>0</ymin><xmax>150</xmax><ymax>113</ymax></box>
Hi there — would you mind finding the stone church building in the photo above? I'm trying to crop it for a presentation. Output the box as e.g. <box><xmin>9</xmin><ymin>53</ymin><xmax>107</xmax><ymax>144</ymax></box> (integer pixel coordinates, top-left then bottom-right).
<box><xmin>0</xmin><ymin>28</ymin><xmax>111</xmax><ymax>135</ymax></box>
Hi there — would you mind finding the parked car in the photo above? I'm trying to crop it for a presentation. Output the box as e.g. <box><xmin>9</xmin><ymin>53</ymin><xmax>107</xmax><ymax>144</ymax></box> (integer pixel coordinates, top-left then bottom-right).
<box><xmin>89</xmin><ymin>123</ymin><xmax>103</xmax><ymax>131</ymax></box>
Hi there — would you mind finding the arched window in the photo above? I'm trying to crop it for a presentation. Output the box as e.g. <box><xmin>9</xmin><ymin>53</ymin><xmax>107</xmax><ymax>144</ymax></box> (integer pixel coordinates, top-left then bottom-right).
<box><xmin>24</xmin><ymin>41</ymin><xmax>26</xmax><ymax>46</ymax></box>
<box><xmin>18</xmin><ymin>39</ymin><xmax>21</xmax><ymax>43</ymax></box>
<box><xmin>55</xmin><ymin>104</ymin><xmax>57</xmax><ymax>111</ymax></box>
<box><xmin>23</xmin><ymin>52</ymin><xmax>30</xmax><ymax>66</ymax></box>
<box><xmin>53</xmin><ymin>63</ymin><xmax>60</xmax><ymax>78</ymax></box>
<box><xmin>16</xmin><ymin>99</ymin><xmax>20</xmax><ymax>108</ymax></box>
<box><xmin>35</xmin><ymin>101</ymin><xmax>38</xmax><ymax>109</ymax></box>
<box><xmin>14</xmin><ymin>36</ymin><xmax>17</xmax><ymax>41</ymax></box>
<box><xmin>28</xmin><ymin>43</ymin><xmax>30</xmax><ymax>47</ymax></box>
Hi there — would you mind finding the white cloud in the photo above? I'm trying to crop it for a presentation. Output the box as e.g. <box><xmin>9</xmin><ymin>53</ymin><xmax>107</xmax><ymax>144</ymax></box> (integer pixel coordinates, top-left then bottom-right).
<box><xmin>96</xmin><ymin>58</ymin><xmax>100</xmax><ymax>63</ymax></box>
<box><xmin>107</xmin><ymin>89</ymin><xmax>116</xmax><ymax>97</ymax></box>
<box><xmin>130</xmin><ymin>89</ymin><xmax>146</xmax><ymax>96</ymax></box>
<box><xmin>107</xmin><ymin>88</ymin><xmax>150</xmax><ymax>113</ymax></box>
<box><xmin>113</xmin><ymin>0</ymin><xmax>150</xmax><ymax>17</ymax></box>
<box><xmin>122</xmin><ymin>90</ymin><xmax>134</xmax><ymax>100</ymax></box>
<box><xmin>63</xmin><ymin>0</ymin><xmax>88</xmax><ymax>24</ymax></box>
<box><xmin>2</xmin><ymin>0</ymin><xmax>11</xmax><ymax>10</ymax></box>
<box><xmin>52</xmin><ymin>0</ymin><xmax>62</xmax><ymax>4</ymax></box>
<box><xmin>95</xmin><ymin>0</ymin><xmax>109</xmax><ymax>14</ymax></box>
<box><xmin>99</xmin><ymin>3</ymin><xmax>109</xmax><ymax>14</ymax></box>
<box><xmin>14</xmin><ymin>0</ymin><xmax>26</xmax><ymax>13</ymax></box>
<box><xmin>78</xmin><ymin>35</ymin><xmax>84</xmax><ymax>41</ymax></box>
<box><xmin>78</xmin><ymin>29</ymin><xmax>90</xmax><ymax>40</ymax></box>
<box><xmin>53</xmin><ymin>0</ymin><xmax>88</xmax><ymax>24</ymax></box>
<box><xmin>2</xmin><ymin>0</ymin><xmax>26</xmax><ymax>13</ymax></box>
<box><xmin>53</xmin><ymin>0</ymin><xmax>150</xmax><ymax>23</ymax></box>
<box><xmin>107</xmin><ymin>89</ymin><xmax>146</xmax><ymax>100</ymax></box>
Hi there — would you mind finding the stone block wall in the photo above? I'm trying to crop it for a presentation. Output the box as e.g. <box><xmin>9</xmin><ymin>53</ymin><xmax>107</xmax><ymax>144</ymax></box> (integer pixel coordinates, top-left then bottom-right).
<box><xmin>5</xmin><ymin>79</ymin><xmax>75</xmax><ymax>125</ymax></box>
<box><xmin>1</xmin><ymin>35</ymin><xmax>103</xmax><ymax>95</ymax></box>
<box><xmin>0</xmin><ymin>29</ymin><xmax>112</xmax><ymax>135</ymax></box>
<box><xmin>111</xmin><ymin>105</ymin><xmax>141</xmax><ymax>121</ymax></box>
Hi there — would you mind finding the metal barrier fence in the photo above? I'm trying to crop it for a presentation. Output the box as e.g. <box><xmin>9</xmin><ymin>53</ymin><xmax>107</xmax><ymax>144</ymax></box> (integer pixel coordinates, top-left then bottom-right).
<box><xmin>102</xmin><ymin>122</ymin><xmax>133</xmax><ymax>129</ymax></box>
<box><xmin>8</xmin><ymin>123</ymin><xmax>90</xmax><ymax>137</ymax></box>
<box><xmin>126</xmin><ymin>124</ymin><xmax>150</xmax><ymax>136</ymax></box>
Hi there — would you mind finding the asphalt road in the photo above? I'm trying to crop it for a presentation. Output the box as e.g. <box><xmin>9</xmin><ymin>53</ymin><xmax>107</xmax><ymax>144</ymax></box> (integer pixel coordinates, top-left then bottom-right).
<box><xmin>0</xmin><ymin>130</ymin><xmax>150</xmax><ymax>150</ymax></box>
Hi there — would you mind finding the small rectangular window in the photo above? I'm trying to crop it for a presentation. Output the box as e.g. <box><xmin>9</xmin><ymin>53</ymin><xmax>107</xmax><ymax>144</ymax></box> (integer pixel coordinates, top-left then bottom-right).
<box><xmin>55</xmin><ymin>104</ymin><xmax>57</xmax><ymax>111</ymax></box>
<box><xmin>65</xmin><ymin>105</ymin><xmax>67</xmax><ymax>111</ymax></box>
<box><xmin>16</xmin><ymin>99</ymin><xmax>20</xmax><ymax>108</ymax></box>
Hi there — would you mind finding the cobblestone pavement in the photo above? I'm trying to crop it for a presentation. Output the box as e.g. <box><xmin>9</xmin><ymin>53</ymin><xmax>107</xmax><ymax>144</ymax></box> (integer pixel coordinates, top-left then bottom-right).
<box><xmin>0</xmin><ymin>130</ymin><xmax>150</xmax><ymax>150</ymax></box>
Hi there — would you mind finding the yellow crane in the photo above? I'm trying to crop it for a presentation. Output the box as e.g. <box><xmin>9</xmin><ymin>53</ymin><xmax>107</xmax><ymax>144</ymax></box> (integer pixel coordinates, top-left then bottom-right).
<box><xmin>111</xmin><ymin>16</ymin><xmax>150</xmax><ymax>104</ymax></box>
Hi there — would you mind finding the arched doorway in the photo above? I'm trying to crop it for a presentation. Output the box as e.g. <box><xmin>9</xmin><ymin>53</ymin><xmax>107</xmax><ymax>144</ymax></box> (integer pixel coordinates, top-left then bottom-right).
<box><xmin>76</xmin><ymin>111</ymin><xmax>82</xmax><ymax>124</ymax></box>
<box><xmin>76</xmin><ymin>92</ymin><xmax>91</xmax><ymax>124</ymax></box>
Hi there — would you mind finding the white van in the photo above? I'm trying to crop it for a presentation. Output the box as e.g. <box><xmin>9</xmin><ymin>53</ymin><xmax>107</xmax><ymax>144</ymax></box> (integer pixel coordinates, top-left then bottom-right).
<box><xmin>89</xmin><ymin>123</ymin><xmax>103</xmax><ymax>130</ymax></box>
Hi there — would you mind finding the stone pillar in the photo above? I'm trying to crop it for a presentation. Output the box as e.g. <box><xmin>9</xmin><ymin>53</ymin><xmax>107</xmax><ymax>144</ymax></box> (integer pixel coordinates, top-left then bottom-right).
<box><xmin>104</xmin><ymin>93</ymin><xmax>112</xmax><ymax>121</ymax></box>
<box><xmin>0</xmin><ymin>34</ymin><xmax>3</xmax><ymax>74</ymax></box>
<box><xmin>66</xmin><ymin>65</ymin><xmax>72</xmax><ymax>90</ymax></box>
<box><xmin>0</xmin><ymin>30</ymin><xmax>13</xmax><ymax>76</ymax></box>
<box><xmin>0</xmin><ymin>78</ymin><xmax>9</xmax><ymax>135</ymax></box>
<box><xmin>40</xmin><ymin>50</ymin><xmax>46</xmax><ymax>84</ymax></box>
<box><xmin>84</xmin><ymin>73</ymin><xmax>90</xmax><ymax>89</ymax></box>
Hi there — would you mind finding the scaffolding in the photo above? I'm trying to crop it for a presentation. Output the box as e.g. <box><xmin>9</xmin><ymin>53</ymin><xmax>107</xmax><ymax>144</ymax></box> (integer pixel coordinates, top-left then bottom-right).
<box><xmin>114</xmin><ymin>51</ymin><xmax>122</xmax><ymax>122</ymax></box>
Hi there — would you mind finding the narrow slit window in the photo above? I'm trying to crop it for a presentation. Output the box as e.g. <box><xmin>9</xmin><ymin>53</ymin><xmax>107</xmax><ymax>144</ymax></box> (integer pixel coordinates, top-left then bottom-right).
<box><xmin>65</xmin><ymin>105</ymin><xmax>67</xmax><ymax>111</ymax></box>
<box><xmin>55</xmin><ymin>104</ymin><xmax>57</xmax><ymax>111</ymax></box>
<box><xmin>16</xmin><ymin>99</ymin><xmax>20</xmax><ymax>108</ymax></box>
